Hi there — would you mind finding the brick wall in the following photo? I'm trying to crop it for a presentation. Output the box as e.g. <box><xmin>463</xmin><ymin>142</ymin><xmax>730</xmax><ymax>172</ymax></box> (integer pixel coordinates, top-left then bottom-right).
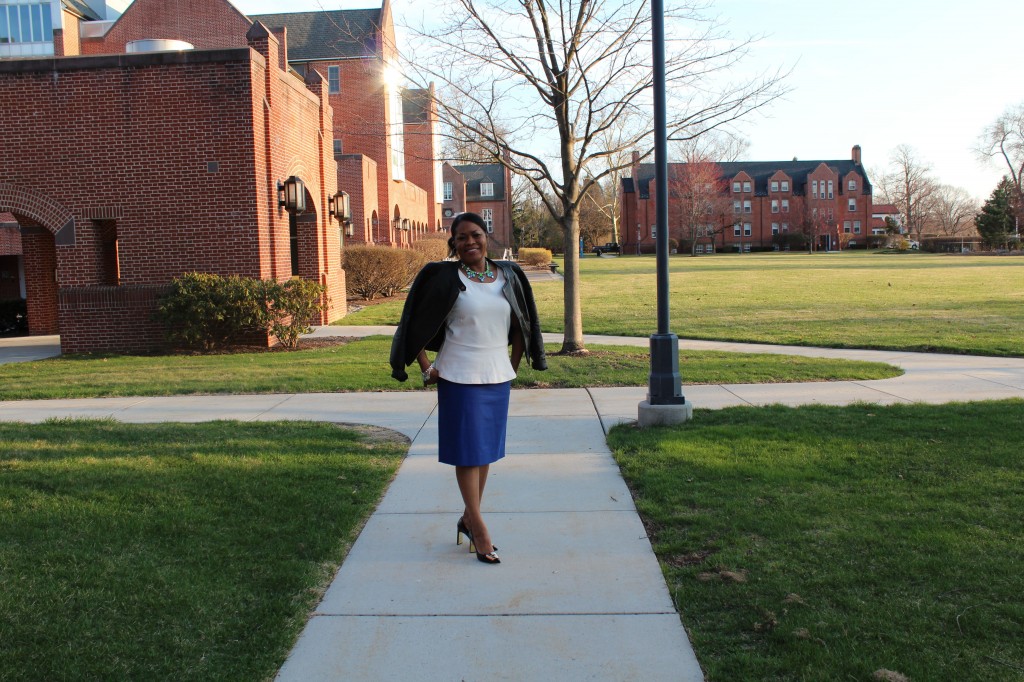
<box><xmin>58</xmin><ymin>285</ymin><xmax>168</xmax><ymax>353</ymax></box>
<box><xmin>77</xmin><ymin>0</ymin><xmax>253</xmax><ymax>55</ymax></box>
<box><xmin>0</xmin><ymin>223</ymin><xmax>20</xmax><ymax>255</ymax></box>
<box><xmin>20</xmin><ymin>227</ymin><xmax>57</xmax><ymax>335</ymax></box>
<box><xmin>1</xmin><ymin>38</ymin><xmax>342</xmax><ymax>350</ymax></box>
<box><xmin>338</xmin><ymin>154</ymin><xmax>379</xmax><ymax>244</ymax></box>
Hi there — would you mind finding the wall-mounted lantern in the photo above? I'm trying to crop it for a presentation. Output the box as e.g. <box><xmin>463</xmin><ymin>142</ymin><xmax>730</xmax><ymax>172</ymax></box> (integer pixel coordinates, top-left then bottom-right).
<box><xmin>328</xmin><ymin>191</ymin><xmax>351</xmax><ymax>223</ymax></box>
<box><xmin>401</xmin><ymin>218</ymin><xmax>411</xmax><ymax>231</ymax></box>
<box><xmin>277</xmin><ymin>176</ymin><xmax>306</xmax><ymax>214</ymax></box>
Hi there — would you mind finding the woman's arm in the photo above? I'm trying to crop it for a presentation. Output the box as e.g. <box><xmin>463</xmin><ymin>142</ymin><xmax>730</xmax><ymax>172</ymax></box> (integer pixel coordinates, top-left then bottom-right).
<box><xmin>417</xmin><ymin>350</ymin><xmax>438</xmax><ymax>385</ymax></box>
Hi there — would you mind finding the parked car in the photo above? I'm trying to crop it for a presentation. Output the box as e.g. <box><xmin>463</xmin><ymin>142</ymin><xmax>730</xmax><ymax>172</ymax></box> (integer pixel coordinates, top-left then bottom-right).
<box><xmin>593</xmin><ymin>242</ymin><xmax>620</xmax><ymax>256</ymax></box>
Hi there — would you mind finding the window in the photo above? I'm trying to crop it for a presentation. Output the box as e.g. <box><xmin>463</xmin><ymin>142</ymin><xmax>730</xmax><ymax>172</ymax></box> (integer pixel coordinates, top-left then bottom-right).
<box><xmin>743</xmin><ymin>200</ymin><xmax>751</xmax><ymax>213</ymax></box>
<box><xmin>781</xmin><ymin>199</ymin><xmax>789</xmax><ymax>213</ymax></box>
<box><xmin>848</xmin><ymin>179</ymin><xmax>857</xmax><ymax>191</ymax></box>
<box><xmin>480</xmin><ymin>182</ymin><xmax>494</xmax><ymax>197</ymax></box>
<box><xmin>827</xmin><ymin>181</ymin><xmax>834</xmax><ymax>199</ymax></box>
<box><xmin>770</xmin><ymin>181</ymin><xmax>779</xmax><ymax>192</ymax></box>
<box><xmin>812</xmin><ymin>208</ymin><xmax>818</xmax><ymax>218</ymax></box>
<box><xmin>733</xmin><ymin>223</ymin><xmax>741</xmax><ymax>236</ymax></box>
<box><xmin>828</xmin><ymin>207</ymin><xmax>834</xmax><ymax>220</ymax></box>
<box><xmin>811</xmin><ymin>180</ymin><xmax>818</xmax><ymax>199</ymax></box>
<box><xmin>848</xmin><ymin>199</ymin><xmax>857</xmax><ymax>211</ymax></box>
<box><xmin>782</xmin><ymin>222</ymin><xmax>789</xmax><ymax>232</ymax></box>
<box><xmin>743</xmin><ymin>223</ymin><xmax>752</xmax><ymax>236</ymax></box>
<box><xmin>732</xmin><ymin>181</ymin><xmax>741</xmax><ymax>193</ymax></box>
<box><xmin>1</xmin><ymin>3</ymin><xmax>53</xmax><ymax>46</ymax></box>
<box><xmin>695</xmin><ymin>244</ymin><xmax>704</xmax><ymax>254</ymax></box>
<box><xmin>843</xmin><ymin>221</ymin><xmax>852</xmax><ymax>233</ymax></box>
<box><xmin>771</xmin><ymin>200</ymin><xmax>779</xmax><ymax>213</ymax></box>
<box><xmin>482</xmin><ymin>208</ymin><xmax>493</xmax><ymax>232</ymax></box>
<box><xmin>443</xmin><ymin>182</ymin><xmax>453</xmax><ymax>201</ymax></box>
<box><xmin>743</xmin><ymin>243</ymin><xmax>752</xmax><ymax>252</ymax></box>
<box><xmin>853</xmin><ymin>221</ymin><xmax>861</xmax><ymax>234</ymax></box>
<box><xmin>388</xmin><ymin>76</ymin><xmax>405</xmax><ymax>181</ymax></box>
<box><xmin>771</xmin><ymin>222</ymin><xmax>779</xmax><ymax>234</ymax></box>
<box><xmin>733</xmin><ymin>200</ymin><xmax>741</xmax><ymax>213</ymax></box>
<box><xmin>328</xmin><ymin>66</ymin><xmax>340</xmax><ymax>94</ymax></box>
<box><xmin>333</xmin><ymin>139</ymin><xmax>342</xmax><ymax>155</ymax></box>
<box><xmin>742</xmin><ymin>181</ymin><xmax>751</xmax><ymax>193</ymax></box>
<box><xmin>651</xmin><ymin>226</ymin><xmax>657</xmax><ymax>239</ymax></box>
<box><xmin>781</xmin><ymin>180</ymin><xmax>789</xmax><ymax>192</ymax></box>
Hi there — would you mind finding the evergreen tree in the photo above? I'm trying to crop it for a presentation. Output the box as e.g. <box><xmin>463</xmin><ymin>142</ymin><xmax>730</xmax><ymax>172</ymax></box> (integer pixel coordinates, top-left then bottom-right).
<box><xmin>975</xmin><ymin>177</ymin><xmax>1017</xmax><ymax>248</ymax></box>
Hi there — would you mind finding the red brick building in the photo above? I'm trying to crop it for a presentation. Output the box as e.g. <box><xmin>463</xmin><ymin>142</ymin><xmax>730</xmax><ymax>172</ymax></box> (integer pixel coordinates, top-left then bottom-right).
<box><xmin>441</xmin><ymin>162</ymin><xmax>515</xmax><ymax>255</ymax></box>
<box><xmin>621</xmin><ymin>146</ymin><xmax>874</xmax><ymax>254</ymax></box>
<box><xmin>250</xmin><ymin>4</ymin><xmax>443</xmax><ymax>248</ymax></box>
<box><xmin>0</xmin><ymin>0</ymin><xmax>344</xmax><ymax>353</ymax></box>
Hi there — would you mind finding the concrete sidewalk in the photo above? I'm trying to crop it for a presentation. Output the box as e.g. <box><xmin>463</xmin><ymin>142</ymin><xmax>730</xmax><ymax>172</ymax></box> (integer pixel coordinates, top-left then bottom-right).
<box><xmin>2</xmin><ymin>330</ymin><xmax>1024</xmax><ymax>680</ymax></box>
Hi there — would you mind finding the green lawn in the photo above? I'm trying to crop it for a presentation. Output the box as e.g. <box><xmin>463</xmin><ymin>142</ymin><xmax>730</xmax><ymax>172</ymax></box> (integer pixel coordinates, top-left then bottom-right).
<box><xmin>609</xmin><ymin>400</ymin><xmax>1024</xmax><ymax>681</ymax></box>
<box><xmin>0</xmin><ymin>420</ymin><xmax>405</xmax><ymax>681</ymax></box>
<box><xmin>0</xmin><ymin>338</ymin><xmax>899</xmax><ymax>400</ymax></box>
<box><xmin>340</xmin><ymin>252</ymin><xmax>1024</xmax><ymax>356</ymax></box>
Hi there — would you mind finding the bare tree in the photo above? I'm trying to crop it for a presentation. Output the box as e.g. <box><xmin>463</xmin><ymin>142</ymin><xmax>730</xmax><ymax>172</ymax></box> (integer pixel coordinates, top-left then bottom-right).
<box><xmin>792</xmin><ymin>202</ymin><xmax>831</xmax><ymax>253</ymax></box>
<box><xmin>876</xmin><ymin>145</ymin><xmax>938</xmax><ymax>243</ymax></box>
<box><xmin>976</xmin><ymin>103</ymin><xmax>1024</xmax><ymax>212</ymax></box>
<box><xmin>402</xmin><ymin>0</ymin><xmax>785</xmax><ymax>353</ymax></box>
<box><xmin>668</xmin><ymin>132</ymin><xmax>748</xmax><ymax>255</ymax></box>
<box><xmin>931</xmin><ymin>185</ymin><xmax>978</xmax><ymax>237</ymax></box>
<box><xmin>578</xmin><ymin>178</ymin><xmax>615</xmax><ymax>249</ymax></box>
<box><xmin>668</xmin><ymin>157</ymin><xmax>728</xmax><ymax>255</ymax></box>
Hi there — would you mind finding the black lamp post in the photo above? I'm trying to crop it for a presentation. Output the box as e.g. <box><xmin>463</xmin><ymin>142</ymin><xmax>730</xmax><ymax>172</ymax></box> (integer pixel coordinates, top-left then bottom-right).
<box><xmin>646</xmin><ymin>0</ymin><xmax>686</xmax><ymax>409</ymax></box>
<box><xmin>277</xmin><ymin>176</ymin><xmax>306</xmax><ymax>215</ymax></box>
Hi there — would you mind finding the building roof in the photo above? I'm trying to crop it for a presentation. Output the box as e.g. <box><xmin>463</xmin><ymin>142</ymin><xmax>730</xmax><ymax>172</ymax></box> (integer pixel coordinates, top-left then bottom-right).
<box><xmin>454</xmin><ymin>163</ymin><xmax>507</xmax><ymax>201</ymax></box>
<box><xmin>627</xmin><ymin>158</ymin><xmax>873</xmax><ymax>199</ymax></box>
<box><xmin>248</xmin><ymin>9</ymin><xmax>383</xmax><ymax>61</ymax></box>
<box><xmin>62</xmin><ymin>0</ymin><xmax>102</xmax><ymax>21</ymax></box>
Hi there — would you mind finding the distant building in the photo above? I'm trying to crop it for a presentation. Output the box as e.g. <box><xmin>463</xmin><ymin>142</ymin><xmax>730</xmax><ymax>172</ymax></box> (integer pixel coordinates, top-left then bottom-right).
<box><xmin>621</xmin><ymin>145</ymin><xmax>876</xmax><ymax>253</ymax></box>
<box><xmin>441</xmin><ymin>162</ymin><xmax>514</xmax><ymax>255</ymax></box>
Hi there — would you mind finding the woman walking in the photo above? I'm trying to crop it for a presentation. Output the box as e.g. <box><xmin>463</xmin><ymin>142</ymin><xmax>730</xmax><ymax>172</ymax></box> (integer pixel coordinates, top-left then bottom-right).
<box><xmin>390</xmin><ymin>212</ymin><xmax>547</xmax><ymax>564</ymax></box>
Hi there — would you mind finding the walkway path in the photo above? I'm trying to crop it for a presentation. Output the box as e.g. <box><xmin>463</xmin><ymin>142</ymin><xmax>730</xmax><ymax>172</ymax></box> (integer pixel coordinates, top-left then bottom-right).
<box><xmin>1</xmin><ymin>331</ymin><xmax>1022</xmax><ymax>680</ymax></box>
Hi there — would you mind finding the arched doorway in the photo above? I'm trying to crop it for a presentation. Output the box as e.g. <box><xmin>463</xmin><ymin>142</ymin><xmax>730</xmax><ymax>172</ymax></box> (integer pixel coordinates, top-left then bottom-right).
<box><xmin>0</xmin><ymin>184</ymin><xmax>76</xmax><ymax>336</ymax></box>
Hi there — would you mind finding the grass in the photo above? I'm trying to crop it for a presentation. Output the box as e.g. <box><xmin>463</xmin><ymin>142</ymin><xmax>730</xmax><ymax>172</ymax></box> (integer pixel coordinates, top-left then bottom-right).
<box><xmin>339</xmin><ymin>252</ymin><xmax>1024</xmax><ymax>356</ymax></box>
<box><xmin>0</xmin><ymin>419</ymin><xmax>405</xmax><ymax>681</ymax></box>
<box><xmin>608</xmin><ymin>400</ymin><xmax>1024</xmax><ymax>681</ymax></box>
<box><xmin>0</xmin><ymin>338</ymin><xmax>899</xmax><ymax>400</ymax></box>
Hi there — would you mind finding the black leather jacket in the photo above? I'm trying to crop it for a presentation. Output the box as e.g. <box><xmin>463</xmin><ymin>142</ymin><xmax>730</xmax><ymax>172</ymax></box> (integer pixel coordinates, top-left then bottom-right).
<box><xmin>389</xmin><ymin>259</ymin><xmax>548</xmax><ymax>381</ymax></box>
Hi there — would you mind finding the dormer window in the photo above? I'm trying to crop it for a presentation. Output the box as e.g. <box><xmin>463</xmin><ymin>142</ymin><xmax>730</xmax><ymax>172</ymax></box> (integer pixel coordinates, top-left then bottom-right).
<box><xmin>480</xmin><ymin>182</ymin><xmax>494</xmax><ymax>197</ymax></box>
<box><xmin>848</xmin><ymin>179</ymin><xmax>857</xmax><ymax>191</ymax></box>
<box><xmin>781</xmin><ymin>180</ymin><xmax>789</xmax><ymax>192</ymax></box>
<box><xmin>771</xmin><ymin>181</ymin><xmax>779</xmax><ymax>192</ymax></box>
<box><xmin>733</xmin><ymin>181</ymin><xmax>741</xmax><ymax>193</ymax></box>
<box><xmin>742</xmin><ymin>181</ymin><xmax>751</xmax><ymax>193</ymax></box>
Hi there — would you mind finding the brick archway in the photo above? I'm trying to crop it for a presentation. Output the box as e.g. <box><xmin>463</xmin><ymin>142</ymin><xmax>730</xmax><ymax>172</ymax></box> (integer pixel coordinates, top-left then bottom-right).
<box><xmin>0</xmin><ymin>184</ymin><xmax>76</xmax><ymax>336</ymax></box>
<box><xmin>0</xmin><ymin>183</ymin><xmax>76</xmax><ymax>246</ymax></box>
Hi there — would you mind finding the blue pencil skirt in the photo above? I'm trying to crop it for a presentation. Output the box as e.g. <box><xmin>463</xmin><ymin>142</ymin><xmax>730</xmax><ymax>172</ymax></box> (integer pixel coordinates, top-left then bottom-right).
<box><xmin>437</xmin><ymin>378</ymin><xmax>511</xmax><ymax>467</ymax></box>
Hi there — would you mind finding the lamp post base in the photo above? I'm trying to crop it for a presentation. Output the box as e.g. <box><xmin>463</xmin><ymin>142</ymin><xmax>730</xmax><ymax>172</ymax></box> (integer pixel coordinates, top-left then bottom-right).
<box><xmin>638</xmin><ymin>399</ymin><xmax>693</xmax><ymax>428</ymax></box>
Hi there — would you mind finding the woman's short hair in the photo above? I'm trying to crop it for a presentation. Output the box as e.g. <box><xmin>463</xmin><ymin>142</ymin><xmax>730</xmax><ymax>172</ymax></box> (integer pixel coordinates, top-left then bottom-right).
<box><xmin>447</xmin><ymin>212</ymin><xmax>488</xmax><ymax>258</ymax></box>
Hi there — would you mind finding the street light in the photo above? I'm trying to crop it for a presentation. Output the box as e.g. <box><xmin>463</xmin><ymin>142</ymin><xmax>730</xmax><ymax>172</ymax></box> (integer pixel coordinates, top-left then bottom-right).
<box><xmin>638</xmin><ymin>0</ymin><xmax>690</xmax><ymax>427</ymax></box>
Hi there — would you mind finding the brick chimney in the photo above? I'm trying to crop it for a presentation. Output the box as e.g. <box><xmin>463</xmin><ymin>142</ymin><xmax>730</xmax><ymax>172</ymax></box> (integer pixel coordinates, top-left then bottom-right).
<box><xmin>852</xmin><ymin>145</ymin><xmax>862</xmax><ymax>165</ymax></box>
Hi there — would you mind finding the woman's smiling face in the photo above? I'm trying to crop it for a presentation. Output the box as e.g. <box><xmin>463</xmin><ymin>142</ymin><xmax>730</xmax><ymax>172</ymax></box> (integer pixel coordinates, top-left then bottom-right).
<box><xmin>453</xmin><ymin>220</ymin><xmax>488</xmax><ymax>266</ymax></box>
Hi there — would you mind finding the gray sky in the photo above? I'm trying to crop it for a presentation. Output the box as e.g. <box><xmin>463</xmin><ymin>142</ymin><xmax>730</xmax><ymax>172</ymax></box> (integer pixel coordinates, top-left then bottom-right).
<box><xmin>234</xmin><ymin>0</ymin><xmax>1023</xmax><ymax>200</ymax></box>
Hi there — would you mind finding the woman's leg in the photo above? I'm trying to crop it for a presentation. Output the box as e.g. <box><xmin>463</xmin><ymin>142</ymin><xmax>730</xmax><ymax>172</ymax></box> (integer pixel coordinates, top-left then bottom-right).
<box><xmin>456</xmin><ymin>465</ymin><xmax>494</xmax><ymax>554</ymax></box>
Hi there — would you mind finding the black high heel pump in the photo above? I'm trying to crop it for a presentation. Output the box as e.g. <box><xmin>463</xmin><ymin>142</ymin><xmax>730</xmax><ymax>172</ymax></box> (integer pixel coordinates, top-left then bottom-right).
<box><xmin>457</xmin><ymin>517</ymin><xmax>499</xmax><ymax>563</ymax></box>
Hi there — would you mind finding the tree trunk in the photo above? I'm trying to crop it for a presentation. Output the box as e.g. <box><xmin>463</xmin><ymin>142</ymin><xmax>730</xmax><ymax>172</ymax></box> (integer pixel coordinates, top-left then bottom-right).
<box><xmin>559</xmin><ymin>210</ymin><xmax>585</xmax><ymax>353</ymax></box>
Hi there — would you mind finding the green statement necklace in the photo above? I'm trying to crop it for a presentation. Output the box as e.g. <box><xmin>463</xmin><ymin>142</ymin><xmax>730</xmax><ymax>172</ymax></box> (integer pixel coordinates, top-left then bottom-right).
<box><xmin>461</xmin><ymin>261</ymin><xmax>494</xmax><ymax>282</ymax></box>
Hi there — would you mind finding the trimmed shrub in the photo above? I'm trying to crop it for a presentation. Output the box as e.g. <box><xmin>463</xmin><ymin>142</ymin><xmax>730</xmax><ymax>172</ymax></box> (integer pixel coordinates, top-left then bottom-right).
<box><xmin>387</xmin><ymin>249</ymin><xmax>427</xmax><ymax>297</ymax></box>
<box><xmin>156</xmin><ymin>273</ymin><xmax>271</xmax><ymax>351</ymax></box>
<box><xmin>268</xmin><ymin>278</ymin><xmax>327</xmax><ymax>349</ymax></box>
<box><xmin>343</xmin><ymin>245</ymin><xmax>413</xmax><ymax>300</ymax></box>
<box><xmin>411</xmin><ymin>232</ymin><xmax>450</xmax><ymax>262</ymax></box>
<box><xmin>519</xmin><ymin>248</ymin><xmax>553</xmax><ymax>266</ymax></box>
